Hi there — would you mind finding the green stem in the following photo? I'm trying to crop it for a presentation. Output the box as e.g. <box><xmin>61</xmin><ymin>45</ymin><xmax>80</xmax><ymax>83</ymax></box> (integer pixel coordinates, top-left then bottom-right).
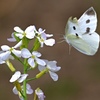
<box><xmin>26</xmin><ymin>77</ymin><xmax>36</xmax><ymax>82</ymax></box>
<box><xmin>23</xmin><ymin>59</ymin><xmax>28</xmax><ymax>100</ymax></box>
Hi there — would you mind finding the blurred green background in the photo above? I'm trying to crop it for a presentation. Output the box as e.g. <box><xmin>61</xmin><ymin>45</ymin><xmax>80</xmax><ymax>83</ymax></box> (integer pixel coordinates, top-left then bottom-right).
<box><xmin>0</xmin><ymin>0</ymin><xmax>100</xmax><ymax>100</ymax></box>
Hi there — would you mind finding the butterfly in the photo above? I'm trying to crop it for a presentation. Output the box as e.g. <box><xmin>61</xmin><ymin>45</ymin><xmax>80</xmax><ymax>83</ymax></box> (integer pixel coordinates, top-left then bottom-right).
<box><xmin>64</xmin><ymin>7</ymin><xmax>100</xmax><ymax>55</ymax></box>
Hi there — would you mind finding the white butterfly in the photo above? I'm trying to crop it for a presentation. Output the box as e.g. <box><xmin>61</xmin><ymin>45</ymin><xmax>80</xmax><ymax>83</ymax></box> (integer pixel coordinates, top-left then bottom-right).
<box><xmin>64</xmin><ymin>7</ymin><xmax>100</xmax><ymax>55</ymax></box>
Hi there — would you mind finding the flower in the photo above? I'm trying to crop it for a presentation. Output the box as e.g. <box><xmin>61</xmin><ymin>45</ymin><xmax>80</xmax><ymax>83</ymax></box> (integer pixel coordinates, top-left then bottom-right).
<box><xmin>7</xmin><ymin>33</ymin><xmax>16</xmax><ymax>42</ymax></box>
<box><xmin>13</xmin><ymin>84</ymin><xmax>33</xmax><ymax>95</ymax></box>
<box><xmin>13</xmin><ymin>84</ymin><xmax>33</xmax><ymax>100</ymax></box>
<box><xmin>38</xmin><ymin>60</ymin><xmax>61</xmax><ymax>81</ymax></box>
<box><xmin>34</xmin><ymin>26</ymin><xmax>55</xmax><ymax>47</ymax></box>
<box><xmin>21</xmin><ymin>48</ymin><xmax>46</xmax><ymax>68</ymax></box>
<box><xmin>35</xmin><ymin>88</ymin><xmax>45</xmax><ymax>100</ymax></box>
<box><xmin>10</xmin><ymin>71</ymin><xmax>28</xmax><ymax>83</ymax></box>
<box><xmin>0</xmin><ymin>41</ymin><xmax>22</xmax><ymax>61</ymax></box>
<box><xmin>14</xmin><ymin>25</ymin><xmax>35</xmax><ymax>39</ymax></box>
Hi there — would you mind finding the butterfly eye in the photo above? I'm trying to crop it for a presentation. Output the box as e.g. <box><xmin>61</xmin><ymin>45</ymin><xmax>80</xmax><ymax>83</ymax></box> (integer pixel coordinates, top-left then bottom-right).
<box><xmin>86</xmin><ymin>19</ymin><xmax>90</xmax><ymax>23</ymax></box>
<box><xmin>73</xmin><ymin>26</ymin><xmax>76</xmax><ymax>30</ymax></box>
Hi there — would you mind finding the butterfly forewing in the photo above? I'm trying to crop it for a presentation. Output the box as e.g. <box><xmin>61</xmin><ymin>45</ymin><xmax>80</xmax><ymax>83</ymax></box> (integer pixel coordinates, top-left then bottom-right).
<box><xmin>78</xmin><ymin>7</ymin><xmax>97</xmax><ymax>34</ymax></box>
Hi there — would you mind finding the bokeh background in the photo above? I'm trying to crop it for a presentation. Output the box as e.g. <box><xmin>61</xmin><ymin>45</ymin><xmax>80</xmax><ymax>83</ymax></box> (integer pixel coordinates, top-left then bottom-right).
<box><xmin>0</xmin><ymin>0</ymin><xmax>100</xmax><ymax>100</ymax></box>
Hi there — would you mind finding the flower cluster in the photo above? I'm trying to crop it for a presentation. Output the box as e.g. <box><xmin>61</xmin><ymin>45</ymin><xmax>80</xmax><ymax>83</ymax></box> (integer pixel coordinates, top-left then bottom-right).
<box><xmin>0</xmin><ymin>25</ymin><xmax>61</xmax><ymax>100</ymax></box>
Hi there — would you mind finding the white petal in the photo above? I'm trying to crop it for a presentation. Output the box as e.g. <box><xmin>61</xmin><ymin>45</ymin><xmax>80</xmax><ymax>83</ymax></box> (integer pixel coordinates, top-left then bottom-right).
<box><xmin>21</xmin><ymin>48</ymin><xmax>31</xmax><ymax>58</ymax></box>
<box><xmin>36</xmin><ymin>58</ymin><xmax>46</xmax><ymax>66</ymax></box>
<box><xmin>13</xmin><ymin>40</ymin><xmax>22</xmax><ymax>48</ymax></box>
<box><xmin>12</xmin><ymin>49</ymin><xmax>21</xmax><ymax>57</ymax></box>
<box><xmin>38</xmin><ymin>65</ymin><xmax>46</xmax><ymax>71</ymax></box>
<box><xmin>49</xmin><ymin>71</ymin><xmax>58</xmax><ymax>81</ymax></box>
<box><xmin>7</xmin><ymin>33</ymin><xmax>16</xmax><ymax>42</ymax></box>
<box><xmin>25</xmin><ymin>25</ymin><xmax>36</xmax><ymax>33</ymax></box>
<box><xmin>14</xmin><ymin>26</ymin><xmax>23</xmax><ymax>33</ymax></box>
<box><xmin>51</xmin><ymin>66</ymin><xmax>61</xmax><ymax>72</ymax></box>
<box><xmin>18</xmin><ymin>74</ymin><xmax>28</xmax><ymax>83</ymax></box>
<box><xmin>27</xmin><ymin>88</ymin><xmax>33</xmax><ymax>94</ymax></box>
<box><xmin>15</xmin><ymin>34</ymin><xmax>24</xmax><ymax>39</ymax></box>
<box><xmin>13</xmin><ymin>86</ymin><xmax>18</xmax><ymax>94</ymax></box>
<box><xmin>26</xmin><ymin>84</ymin><xmax>33</xmax><ymax>94</ymax></box>
<box><xmin>46</xmin><ymin>34</ymin><xmax>53</xmax><ymax>37</ymax></box>
<box><xmin>26</xmin><ymin>32</ymin><xmax>35</xmax><ymax>39</ymax></box>
<box><xmin>28</xmin><ymin>58</ymin><xmax>35</xmax><ymax>68</ymax></box>
<box><xmin>25</xmin><ymin>26</ymin><xmax>35</xmax><ymax>39</ymax></box>
<box><xmin>47</xmin><ymin>61</ymin><xmax>61</xmax><ymax>72</ymax></box>
<box><xmin>10</xmin><ymin>71</ymin><xmax>21</xmax><ymax>82</ymax></box>
<box><xmin>44</xmin><ymin>39</ymin><xmax>55</xmax><ymax>46</ymax></box>
<box><xmin>7</xmin><ymin>38</ymin><xmax>16</xmax><ymax>42</ymax></box>
<box><xmin>38</xmin><ymin>28</ymin><xmax>45</xmax><ymax>33</ymax></box>
<box><xmin>0</xmin><ymin>59</ymin><xmax>5</xmax><ymax>64</ymax></box>
<box><xmin>35</xmin><ymin>88</ymin><xmax>45</xmax><ymax>100</ymax></box>
<box><xmin>1</xmin><ymin>45</ymin><xmax>10</xmax><ymax>51</ymax></box>
<box><xmin>32</xmin><ymin>51</ymin><xmax>41</xmax><ymax>57</ymax></box>
<box><xmin>0</xmin><ymin>51</ymin><xmax>11</xmax><ymax>60</ymax></box>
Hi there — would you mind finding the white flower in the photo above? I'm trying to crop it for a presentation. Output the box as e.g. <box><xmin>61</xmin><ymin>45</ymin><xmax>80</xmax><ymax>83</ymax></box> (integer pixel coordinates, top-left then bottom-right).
<box><xmin>0</xmin><ymin>41</ymin><xmax>22</xmax><ymax>61</ymax></box>
<box><xmin>21</xmin><ymin>48</ymin><xmax>46</xmax><ymax>68</ymax></box>
<box><xmin>13</xmin><ymin>84</ymin><xmax>33</xmax><ymax>94</ymax></box>
<box><xmin>13</xmin><ymin>84</ymin><xmax>33</xmax><ymax>100</ymax></box>
<box><xmin>7</xmin><ymin>33</ymin><xmax>16</xmax><ymax>42</ymax></box>
<box><xmin>35</xmin><ymin>88</ymin><xmax>45</xmax><ymax>100</ymax></box>
<box><xmin>34</xmin><ymin>26</ymin><xmax>55</xmax><ymax>47</ymax></box>
<box><xmin>38</xmin><ymin>60</ymin><xmax>61</xmax><ymax>81</ymax></box>
<box><xmin>14</xmin><ymin>25</ymin><xmax>35</xmax><ymax>39</ymax></box>
<box><xmin>10</xmin><ymin>71</ymin><xmax>28</xmax><ymax>83</ymax></box>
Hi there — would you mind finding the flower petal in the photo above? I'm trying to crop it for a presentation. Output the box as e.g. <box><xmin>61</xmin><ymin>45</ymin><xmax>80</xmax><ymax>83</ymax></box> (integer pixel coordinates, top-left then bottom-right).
<box><xmin>46</xmin><ymin>34</ymin><xmax>53</xmax><ymax>37</ymax></box>
<box><xmin>13</xmin><ymin>86</ymin><xmax>18</xmax><ymax>94</ymax></box>
<box><xmin>13</xmin><ymin>40</ymin><xmax>22</xmax><ymax>48</ymax></box>
<box><xmin>26</xmin><ymin>84</ymin><xmax>33</xmax><ymax>94</ymax></box>
<box><xmin>14</xmin><ymin>26</ymin><xmax>23</xmax><ymax>33</ymax></box>
<box><xmin>15</xmin><ymin>34</ymin><xmax>24</xmax><ymax>39</ymax></box>
<box><xmin>10</xmin><ymin>71</ymin><xmax>21</xmax><ymax>82</ymax></box>
<box><xmin>35</xmin><ymin>88</ymin><xmax>45</xmax><ymax>100</ymax></box>
<box><xmin>0</xmin><ymin>51</ymin><xmax>11</xmax><ymax>60</ymax></box>
<box><xmin>12</xmin><ymin>49</ymin><xmax>21</xmax><ymax>57</ymax></box>
<box><xmin>47</xmin><ymin>61</ymin><xmax>61</xmax><ymax>72</ymax></box>
<box><xmin>7</xmin><ymin>33</ymin><xmax>16</xmax><ymax>42</ymax></box>
<box><xmin>25</xmin><ymin>26</ymin><xmax>35</xmax><ymax>39</ymax></box>
<box><xmin>38</xmin><ymin>65</ymin><xmax>46</xmax><ymax>71</ymax></box>
<box><xmin>1</xmin><ymin>45</ymin><xmax>10</xmax><ymax>51</ymax></box>
<box><xmin>32</xmin><ymin>51</ymin><xmax>41</xmax><ymax>57</ymax></box>
<box><xmin>44</xmin><ymin>39</ymin><xmax>55</xmax><ymax>46</ymax></box>
<box><xmin>25</xmin><ymin>25</ymin><xmax>35</xmax><ymax>33</ymax></box>
<box><xmin>0</xmin><ymin>58</ymin><xmax>5</xmax><ymax>64</ymax></box>
<box><xmin>49</xmin><ymin>71</ymin><xmax>58</xmax><ymax>81</ymax></box>
<box><xmin>18</xmin><ymin>74</ymin><xmax>28</xmax><ymax>83</ymax></box>
<box><xmin>28</xmin><ymin>58</ymin><xmax>35</xmax><ymax>68</ymax></box>
<box><xmin>36</xmin><ymin>58</ymin><xmax>46</xmax><ymax>66</ymax></box>
<box><xmin>21</xmin><ymin>48</ymin><xmax>31</xmax><ymax>58</ymax></box>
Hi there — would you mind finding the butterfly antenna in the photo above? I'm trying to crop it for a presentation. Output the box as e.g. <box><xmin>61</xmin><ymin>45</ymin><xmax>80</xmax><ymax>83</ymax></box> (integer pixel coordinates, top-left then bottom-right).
<box><xmin>58</xmin><ymin>39</ymin><xmax>65</xmax><ymax>43</ymax></box>
<box><xmin>57</xmin><ymin>34</ymin><xmax>65</xmax><ymax>43</ymax></box>
<box><xmin>68</xmin><ymin>45</ymin><xmax>72</xmax><ymax>55</ymax></box>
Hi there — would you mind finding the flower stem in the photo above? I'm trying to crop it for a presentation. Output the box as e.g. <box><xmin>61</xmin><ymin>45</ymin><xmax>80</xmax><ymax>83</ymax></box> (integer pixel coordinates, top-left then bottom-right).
<box><xmin>23</xmin><ymin>59</ymin><xmax>28</xmax><ymax>100</ymax></box>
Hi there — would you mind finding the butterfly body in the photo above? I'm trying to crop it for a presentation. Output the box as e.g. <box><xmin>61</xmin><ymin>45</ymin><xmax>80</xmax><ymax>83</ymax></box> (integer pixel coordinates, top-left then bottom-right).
<box><xmin>65</xmin><ymin>7</ymin><xmax>100</xmax><ymax>55</ymax></box>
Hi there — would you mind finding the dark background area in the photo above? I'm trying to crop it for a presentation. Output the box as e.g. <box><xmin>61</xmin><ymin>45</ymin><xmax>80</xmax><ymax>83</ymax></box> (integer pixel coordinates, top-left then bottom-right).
<box><xmin>0</xmin><ymin>0</ymin><xmax>100</xmax><ymax>100</ymax></box>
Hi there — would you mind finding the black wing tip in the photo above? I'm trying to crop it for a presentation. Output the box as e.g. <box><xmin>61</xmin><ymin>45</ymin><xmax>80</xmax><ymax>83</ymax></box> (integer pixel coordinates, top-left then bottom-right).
<box><xmin>86</xmin><ymin>7</ymin><xmax>96</xmax><ymax>16</ymax></box>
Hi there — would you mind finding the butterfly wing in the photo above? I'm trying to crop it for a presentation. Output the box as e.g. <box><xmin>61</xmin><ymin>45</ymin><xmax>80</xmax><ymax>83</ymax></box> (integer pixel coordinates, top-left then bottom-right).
<box><xmin>81</xmin><ymin>32</ymin><xmax>99</xmax><ymax>55</ymax></box>
<box><xmin>66</xmin><ymin>34</ymin><xmax>94</xmax><ymax>55</ymax></box>
<box><xmin>65</xmin><ymin>7</ymin><xmax>99</xmax><ymax>55</ymax></box>
<box><xmin>78</xmin><ymin>7</ymin><xmax>97</xmax><ymax>34</ymax></box>
<box><xmin>78</xmin><ymin>7</ymin><xmax>99</xmax><ymax>55</ymax></box>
